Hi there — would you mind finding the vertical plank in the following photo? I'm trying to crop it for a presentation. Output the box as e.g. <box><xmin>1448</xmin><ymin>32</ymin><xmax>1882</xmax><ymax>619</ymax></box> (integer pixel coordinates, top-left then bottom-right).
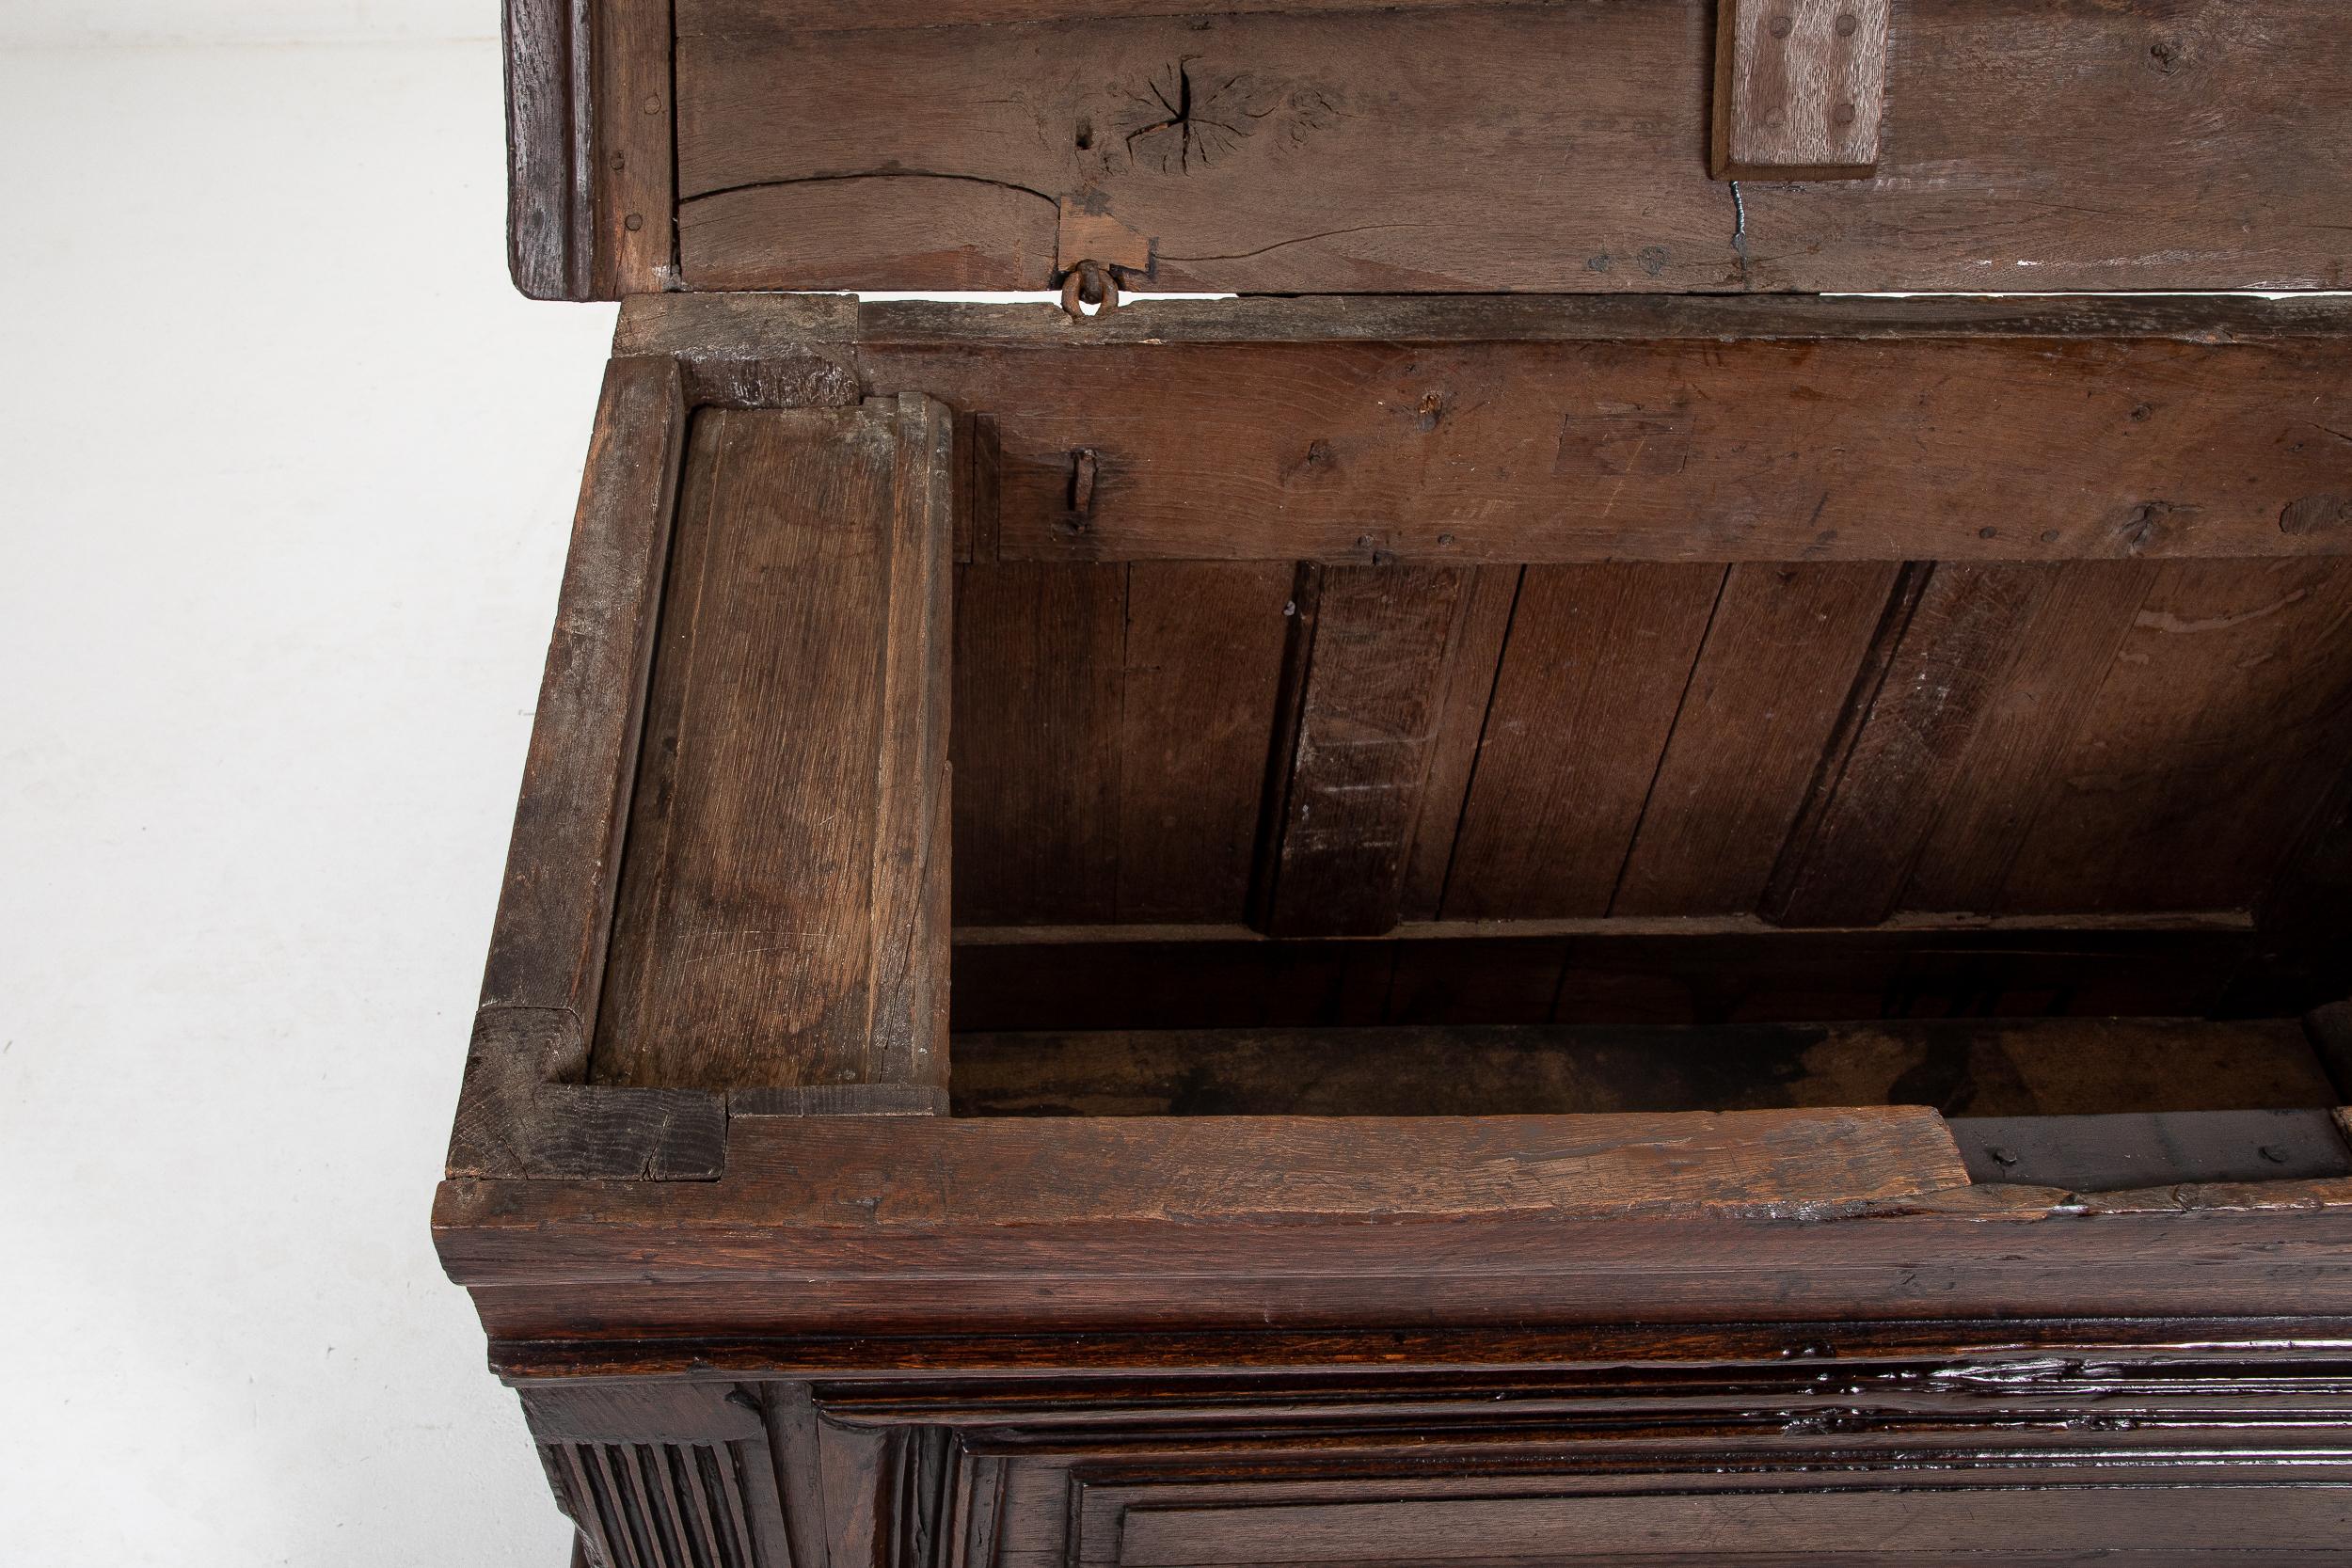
<box><xmin>1762</xmin><ymin>563</ymin><xmax>2042</xmax><ymax>929</ymax></box>
<box><xmin>951</xmin><ymin>562</ymin><xmax>1126</xmax><ymax>924</ymax></box>
<box><xmin>1259</xmin><ymin>565</ymin><xmax>1469</xmax><ymax>938</ymax></box>
<box><xmin>1116</xmin><ymin>563</ymin><xmax>1294</xmax><ymax>923</ymax></box>
<box><xmin>481</xmin><ymin>356</ymin><xmax>686</xmax><ymax>1025</ymax></box>
<box><xmin>764</xmin><ymin>1386</ymin><xmax>835</xmax><ymax>1568</ymax></box>
<box><xmin>874</xmin><ymin>397</ymin><xmax>957</xmax><ymax>1066</ymax></box>
<box><xmin>1999</xmin><ymin>559</ymin><xmax>2352</xmax><ymax>914</ymax></box>
<box><xmin>1248</xmin><ymin>562</ymin><xmax>1321</xmax><ymax>934</ymax></box>
<box><xmin>1441</xmin><ymin>563</ymin><xmax>1724</xmax><ymax>921</ymax></box>
<box><xmin>592</xmin><ymin>0</ymin><xmax>676</xmax><ymax>293</ymax></box>
<box><xmin>1613</xmin><ymin>562</ymin><xmax>1899</xmax><ymax>916</ymax></box>
<box><xmin>965</xmin><ymin>412</ymin><xmax>1003</xmax><ymax>564</ymax></box>
<box><xmin>818</xmin><ymin>1420</ymin><xmax>898</xmax><ymax>1568</ymax></box>
<box><xmin>503</xmin><ymin>0</ymin><xmax>592</xmax><ymax>297</ymax></box>
<box><xmin>1398</xmin><ymin>566</ymin><xmax>1524</xmax><ymax>922</ymax></box>
<box><xmin>1899</xmin><ymin>562</ymin><xmax>2158</xmax><ymax>912</ymax></box>
<box><xmin>1713</xmin><ymin>0</ymin><xmax>1891</xmax><ymax>180</ymax></box>
<box><xmin>594</xmin><ymin>397</ymin><xmax>953</xmax><ymax>1091</ymax></box>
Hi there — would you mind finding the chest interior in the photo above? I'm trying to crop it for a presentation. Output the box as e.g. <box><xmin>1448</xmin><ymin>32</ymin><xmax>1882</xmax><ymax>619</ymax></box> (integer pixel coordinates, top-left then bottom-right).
<box><xmin>568</xmin><ymin>297</ymin><xmax>2352</xmax><ymax>1194</ymax></box>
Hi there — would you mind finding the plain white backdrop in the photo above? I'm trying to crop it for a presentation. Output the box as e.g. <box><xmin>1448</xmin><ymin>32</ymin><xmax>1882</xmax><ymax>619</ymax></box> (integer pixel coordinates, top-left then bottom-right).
<box><xmin>8</xmin><ymin>0</ymin><xmax>486</xmax><ymax>43</ymax></box>
<box><xmin>1</xmin><ymin>18</ymin><xmax>612</xmax><ymax>1566</ymax></box>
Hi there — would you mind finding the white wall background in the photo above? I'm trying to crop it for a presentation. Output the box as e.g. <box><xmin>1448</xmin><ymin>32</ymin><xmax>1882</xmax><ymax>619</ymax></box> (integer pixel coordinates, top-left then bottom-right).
<box><xmin>6</xmin><ymin>0</ymin><xmax>490</xmax><ymax>45</ymax></box>
<box><xmin>1</xmin><ymin>13</ymin><xmax>611</xmax><ymax>1565</ymax></box>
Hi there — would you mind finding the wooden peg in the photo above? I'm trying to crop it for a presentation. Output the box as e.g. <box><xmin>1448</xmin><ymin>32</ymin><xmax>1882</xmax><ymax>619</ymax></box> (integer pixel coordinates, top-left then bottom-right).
<box><xmin>1712</xmin><ymin>0</ymin><xmax>1889</xmax><ymax>180</ymax></box>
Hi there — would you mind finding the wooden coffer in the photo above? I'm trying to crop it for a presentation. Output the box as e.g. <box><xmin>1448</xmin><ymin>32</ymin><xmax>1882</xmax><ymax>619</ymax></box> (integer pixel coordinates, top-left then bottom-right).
<box><xmin>437</xmin><ymin>3</ymin><xmax>2352</xmax><ymax>1562</ymax></box>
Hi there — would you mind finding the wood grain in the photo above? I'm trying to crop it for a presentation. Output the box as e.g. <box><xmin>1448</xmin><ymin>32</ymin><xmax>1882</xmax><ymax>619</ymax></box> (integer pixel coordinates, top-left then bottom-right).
<box><xmin>1442</xmin><ymin>565</ymin><xmax>1724</xmax><ymax>920</ymax></box>
<box><xmin>952</xmin><ymin>562</ymin><xmax>1295</xmax><ymax>927</ymax></box>
<box><xmin>449</xmin><ymin>1007</ymin><xmax>726</xmax><ymax>1180</ymax></box>
<box><xmin>590</xmin><ymin>0</ymin><xmax>676</xmax><ymax>293</ymax></box>
<box><xmin>1998</xmin><ymin>558</ymin><xmax>2352</xmax><ymax>915</ymax></box>
<box><xmin>434</xmin><ymin>1100</ymin><xmax>2352</xmax><ymax>1341</ymax></box>
<box><xmin>950</xmin><ymin>562</ymin><xmax>1127</xmax><ymax>925</ymax></box>
<box><xmin>447</xmin><ymin>1211</ymin><xmax>2352</xmax><ymax>1341</ymax></box>
<box><xmin>859</xmin><ymin>337</ymin><xmax>2352</xmax><ymax>565</ymax></box>
<box><xmin>682</xmin><ymin>176</ymin><xmax>1057</xmax><ymax>294</ymax></box>
<box><xmin>1763</xmin><ymin>565</ymin><xmax>2040</xmax><ymax>928</ymax></box>
<box><xmin>1712</xmin><ymin>0</ymin><xmax>1890</xmax><ymax>180</ymax></box>
<box><xmin>1899</xmin><ymin>562</ymin><xmax>2159</xmax><ymax>912</ymax></box>
<box><xmin>1613</xmin><ymin>562</ymin><xmax>1900</xmax><ymax>916</ymax></box>
<box><xmin>491</xmin><ymin>1317</ymin><xmax>2352</xmax><ymax>1380</ymax></box>
<box><xmin>1396</xmin><ymin>566</ymin><xmax>1519</xmax><ymax>921</ymax></box>
<box><xmin>454</xmin><ymin>358</ymin><xmax>746</xmax><ymax>1177</ymax></box>
<box><xmin>481</xmin><ymin>356</ymin><xmax>685</xmax><ymax>1025</ymax></box>
<box><xmin>1258</xmin><ymin>566</ymin><xmax>1469</xmax><ymax>938</ymax></box>
<box><xmin>675</xmin><ymin>5</ymin><xmax>1728</xmax><ymax>293</ymax></box>
<box><xmin>594</xmin><ymin>398</ymin><xmax>953</xmax><ymax>1092</ymax></box>
<box><xmin>504</xmin><ymin>0</ymin><xmax>590</xmax><ymax>297</ymax></box>
<box><xmin>1117</xmin><ymin>562</ymin><xmax>1293</xmax><ymax>922</ymax></box>
<box><xmin>551</xmin><ymin>1105</ymin><xmax>1979</xmax><ymax>1224</ymax></box>
<box><xmin>1745</xmin><ymin>558</ymin><xmax>2352</xmax><ymax>924</ymax></box>
<box><xmin>666</xmin><ymin>0</ymin><xmax>2352</xmax><ymax>294</ymax></box>
<box><xmin>1115</xmin><ymin>1482</ymin><xmax>2352</xmax><ymax>1567</ymax></box>
<box><xmin>616</xmin><ymin>290</ymin><xmax>2352</xmax><ymax>356</ymax></box>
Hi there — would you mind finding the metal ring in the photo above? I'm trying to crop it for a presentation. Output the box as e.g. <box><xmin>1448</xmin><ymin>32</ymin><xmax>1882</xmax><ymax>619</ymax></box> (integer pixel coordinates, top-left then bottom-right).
<box><xmin>1060</xmin><ymin>261</ymin><xmax>1119</xmax><ymax>319</ymax></box>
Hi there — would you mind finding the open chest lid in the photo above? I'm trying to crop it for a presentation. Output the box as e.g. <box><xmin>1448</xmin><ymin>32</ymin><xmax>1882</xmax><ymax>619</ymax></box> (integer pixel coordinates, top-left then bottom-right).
<box><xmin>510</xmin><ymin>0</ymin><xmax>2352</xmax><ymax>302</ymax></box>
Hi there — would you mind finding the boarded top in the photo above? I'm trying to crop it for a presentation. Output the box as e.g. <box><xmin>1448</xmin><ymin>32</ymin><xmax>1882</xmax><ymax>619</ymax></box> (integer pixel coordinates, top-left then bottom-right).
<box><xmin>513</xmin><ymin>0</ymin><xmax>2352</xmax><ymax>300</ymax></box>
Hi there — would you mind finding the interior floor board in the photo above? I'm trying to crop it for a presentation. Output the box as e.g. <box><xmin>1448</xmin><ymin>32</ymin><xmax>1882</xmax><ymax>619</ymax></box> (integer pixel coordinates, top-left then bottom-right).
<box><xmin>949</xmin><ymin>1017</ymin><xmax>2340</xmax><ymax>1120</ymax></box>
